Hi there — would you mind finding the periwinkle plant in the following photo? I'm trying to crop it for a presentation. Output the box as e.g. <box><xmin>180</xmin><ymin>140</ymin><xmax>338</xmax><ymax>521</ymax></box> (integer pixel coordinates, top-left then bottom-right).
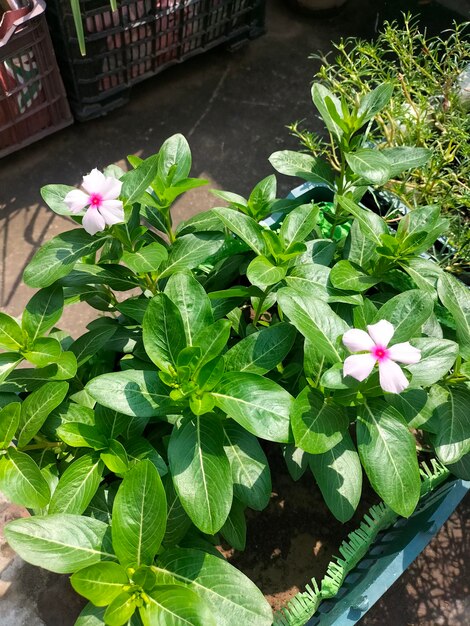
<box><xmin>0</xmin><ymin>81</ymin><xmax>469</xmax><ymax>626</ymax></box>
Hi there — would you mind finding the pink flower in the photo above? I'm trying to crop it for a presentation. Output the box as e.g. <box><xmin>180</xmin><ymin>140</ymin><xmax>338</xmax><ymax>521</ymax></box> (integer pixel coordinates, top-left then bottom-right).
<box><xmin>64</xmin><ymin>168</ymin><xmax>124</xmax><ymax>236</ymax></box>
<box><xmin>342</xmin><ymin>320</ymin><xmax>421</xmax><ymax>394</ymax></box>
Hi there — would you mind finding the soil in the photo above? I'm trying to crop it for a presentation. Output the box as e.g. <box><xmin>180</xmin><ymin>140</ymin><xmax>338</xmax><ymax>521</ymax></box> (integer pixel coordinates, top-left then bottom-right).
<box><xmin>223</xmin><ymin>444</ymin><xmax>379</xmax><ymax>612</ymax></box>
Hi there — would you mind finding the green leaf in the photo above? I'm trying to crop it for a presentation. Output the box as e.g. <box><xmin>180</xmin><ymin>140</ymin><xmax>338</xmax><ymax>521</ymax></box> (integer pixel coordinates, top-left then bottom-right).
<box><xmin>193</xmin><ymin>320</ymin><xmax>231</xmax><ymax>366</ymax></box>
<box><xmin>329</xmin><ymin>260</ymin><xmax>378</xmax><ymax>292</ymax></box>
<box><xmin>357</xmin><ymin>400</ymin><xmax>420</xmax><ymax>517</ymax></box>
<box><xmin>49</xmin><ymin>454</ymin><xmax>103</xmax><ymax>515</ymax></box>
<box><xmin>248</xmin><ymin>175</ymin><xmax>277</xmax><ymax>218</ymax></box>
<box><xmin>283</xmin><ymin>445</ymin><xmax>309</xmax><ymax>481</ymax></box>
<box><xmin>4</xmin><ymin>514</ymin><xmax>115</xmax><ymax>574</ymax></box>
<box><xmin>0</xmin><ymin>402</ymin><xmax>20</xmax><ymax>448</ymax></box>
<box><xmin>101</xmin><ymin>439</ymin><xmax>129</xmax><ymax>474</ymax></box>
<box><xmin>69</xmin><ymin>326</ymin><xmax>117</xmax><ymax>367</ymax></box>
<box><xmin>385</xmin><ymin>388</ymin><xmax>431</xmax><ymax>429</ymax></box>
<box><xmin>71</xmin><ymin>562</ymin><xmax>129</xmax><ymax>607</ymax></box>
<box><xmin>336</xmin><ymin>196</ymin><xmax>388</xmax><ymax>245</ymax></box>
<box><xmin>57</xmin><ymin>422</ymin><xmax>109</xmax><ymax>449</ymax></box>
<box><xmin>446</xmin><ymin>450</ymin><xmax>470</xmax><ymax>480</ymax></box>
<box><xmin>141</xmin><ymin>586</ymin><xmax>216</xmax><ymax>626</ymax></box>
<box><xmin>43</xmin><ymin>401</ymin><xmax>95</xmax><ymax>439</ymax></box>
<box><xmin>0</xmin><ymin>352</ymin><xmax>23</xmax><ymax>384</ymax></box>
<box><xmin>104</xmin><ymin>591</ymin><xmax>136</xmax><ymax>626</ymax></box>
<box><xmin>0</xmin><ymin>312</ymin><xmax>23</xmax><ymax>350</ymax></box>
<box><xmin>59</xmin><ymin>264</ymin><xmax>139</xmax><ymax>291</ymax></box>
<box><xmin>112</xmin><ymin>460</ymin><xmax>167</xmax><ymax>567</ymax></box>
<box><xmin>346</xmin><ymin>149</ymin><xmax>391</xmax><ymax>186</ymax></box>
<box><xmin>22</xmin><ymin>286</ymin><xmax>64</xmax><ymax>342</ymax></box>
<box><xmin>75</xmin><ymin>603</ymin><xmax>106</xmax><ymax>626</ymax></box>
<box><xmin>18</xmin><ymin>381</ymin><xmax>69</xmax><ymax>447</ymax></box>
<box><xmin>279</xmin><ymin>203</ymin><xmax>319</xmax><ymax>247</ymax></box>
<box><xmin>406</xmin><ymin>338</ymin><xmax>458</xmax><ymax>387</ymax></box>
<box><xmin>373</xmin><ymin>290</ymin><xmax>434</xmax><ymax>343</ymax></box>
<box><xmin>40</xmin><ymin>184</ymin><xmax>76</xmax><ymax>215</ymax></box>
<box><xmin>358</xmin><ymin>83</ymin><xmax>393</xmax><ymax>122</ymax></box>
<box><xmin>122</xmin><ymin>154</ymin><xmax>159</xmax><ymax>204</ymax></box>
<box><xmin>309</xmin><ymin>431</ymin><xmax>362</xmax><ymax>523</ymax></box>
<box><xmin>143</xmin><ymin>293</ymin><xmax>186</xmax><ymax>371</ymax></box>
<box><xmin>434</xmin><ymin>386</ymin><xmax>470</xmax><ymax>465</ymax></box>
<box><xmin>346</xmin><ymin>219</ymin><xmax>379</xmax><ymax>271</ymax></box>
<box><xmin>277</xmin><ymin>288</ymin><xmax>348</xmax><ymax>364</ymax></box>
<box><xmin>94</xmin><ymin>405</ymin><xmax>128</xmax><ymax>440</ymax></box>
<box><xmin>212</xmin><ymin>372</ymin><xmax>293</xmax><ymax>443</ymax></box>
<box><xmin>286</xmin><ymin>264</ymin><xmax>362</xmax><ymax>305</ymax></box>
<box><xmin>292</xmin><ymin>387</ymin><xmax>349</xmax><ymax>454</ymax></box>
<box><xmin>115</xmin><ymin>299</ymin><xmax>149</xmax><ymax>326</ymax></box>
<box><xmin>23</xmin><ymin>230</ymin><xmax>106</xmax><ymax>288</ymax></box>
<box><xmin>122</xmin><ymin>243</ymin><xmax>168</xmax><ymax>274</ymax></box>
<box><xmin>177</xmin><ymin>209</ymin><xmax>226</xmax><ymax>235</ymax></box>
<box><xmin>299</xmin><ymin>239</ymin><xmax>336</xmax><ymax>266</ymax></box>
<box><xmin>223</xmin><ymin>420</ymin><xmax>271</xmax><ymax>511</ymax></box>
<box><xmin>168</xmin><ymin>415</ymin><xmax>232</xmax><ymax>534</ymax></box>
<box><xmin>153</xmin><ymin>547</ymin><xmax>272</xmax><ymax>626</ymax></box>
<box><xmin>158</xmin><ymin>134</ymin><xmax>192</xmax><ymax>184</ymax></box>
<box><xmin>85</xmin><ymin>484</ymin><xmax>118</xmax><ymax>525</ymax></box>
<box><xmin>220</xmin><ymin>499</ymin><xmax>246</xmax><ymax>551</ymax></box>
<box><xmin>0</xmin><ymin>449</ymin><xmax>50</xmax><ymax>509</ymax></box>
<box><xmin>159</xmin><ymin>233</ymin><xmax>225</xmax><ymax>279</ymax></box>
<box><xmin>311</xmin><ymin>83</ymin><xmax>344</xmax><ymax>139</ymax></box>
<box><xmin>268</xmin><ymin>150</ymin><xmax>334</xmax><ymax>186</ymax></box>
<box><xmin>162</xmin><ymin>474</ymin><xmax>192</xmax><ymax>547</ymax></box>
<box><xmin>402</xmin><ymin>258</ymin><xmax>443</xmax><ymax>292</ymax></box>
<box><xmin>87</xmin><ymin>370</ymin><xmax>174</xmax><ymax>418</ymax></box>
<box><xmin>165</xmin><ymin>272</ymin><xmax>214</xmax><ymax>344</ymax></box>
<box><xmin>381</xmin><ymin>146</ymin><xmax>432</xmax><ymax>178</ymax></box>
<box><xmin>246</xmin><ymin>256</ymin><xmax>286</xmax><ymax>288</ymax></box>
<box><xmin>212</xmin><ymin>207</ymin><xmax>267</xmax><ymax>256</ymax></box>
<box><xmin>23</xmin><ymin>337</ymin><xmax>62</xmax><ymax>367</ymax></box>
<box><xmin>127</xmin><ymin>438</ymin><xmax>168</xmax><ymax>476</ymax></box>
<box><xmin>224</xmin><ymin>323</ymin><xmax>296</xmax><ymax>375</ymax></box>
<box><xmin>438</xmin><ymin>272</ymin><xmax>470</xmax><ymax>360</ymax></box>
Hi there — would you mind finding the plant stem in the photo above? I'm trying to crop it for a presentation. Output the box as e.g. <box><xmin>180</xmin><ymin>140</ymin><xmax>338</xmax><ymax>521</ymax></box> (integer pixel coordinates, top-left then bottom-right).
<box><xmin>253</xmin><ymin>286</ymin><xmax>273</xmax><ymax>326</ymax></box>
<box><xmin>165</xmin><ymin>211</ymin><xmax>176</xmax><ymax>244</ymax></box>
<box><xmin>21</xmin><ymin>441</ymin><xmax>62</xmax><ymax>451</ymax></box>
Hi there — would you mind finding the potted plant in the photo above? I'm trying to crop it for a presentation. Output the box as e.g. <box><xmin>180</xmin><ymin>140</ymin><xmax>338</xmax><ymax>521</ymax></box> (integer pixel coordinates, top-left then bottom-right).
<box><xmin>0</xmin><ymin>80</ymin><xmax>469</xmax><ymax>626</ymax></box>
<box><xmin>289</xmin><ymin>15</ymin><xmax>470</xmax><ymax>282</ymax></box>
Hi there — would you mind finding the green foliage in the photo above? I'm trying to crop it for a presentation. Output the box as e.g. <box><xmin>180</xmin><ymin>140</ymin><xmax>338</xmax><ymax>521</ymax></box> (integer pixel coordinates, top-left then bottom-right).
<box><xmin>292</xmin><ymin>16</ymin><xmax>470</xmax><ymax>276</ymax></box>
<box><xmin>2</xmin><ymin>127</ymin><xmax>469</xmax><ymax>626</ymax></box>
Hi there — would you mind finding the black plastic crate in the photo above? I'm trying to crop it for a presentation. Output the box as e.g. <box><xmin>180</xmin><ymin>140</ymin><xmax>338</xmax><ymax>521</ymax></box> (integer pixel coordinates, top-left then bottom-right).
<box><xmin>46</xmin><ymin>0</ymin><xmax>266</xmax><ymax>120</ymax></box>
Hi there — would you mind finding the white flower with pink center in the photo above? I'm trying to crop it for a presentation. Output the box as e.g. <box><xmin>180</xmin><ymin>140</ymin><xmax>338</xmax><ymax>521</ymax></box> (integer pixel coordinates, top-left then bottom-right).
<box><xmin>342</xmin><ymin>320</ymin><xmax>421</xmax><ymax>394</ymax></box>
<box><xmin>64</xmin><ymin>168</ymin><xmax>124</xmax><ymax>236</ymax></box>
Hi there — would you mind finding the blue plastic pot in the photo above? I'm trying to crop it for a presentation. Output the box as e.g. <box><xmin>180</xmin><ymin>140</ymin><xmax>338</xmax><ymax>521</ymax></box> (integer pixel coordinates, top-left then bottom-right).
<box><xmin>308</xmin><ymin>477</ymin><xmax>469</xmax><ymax>625</ymax></box>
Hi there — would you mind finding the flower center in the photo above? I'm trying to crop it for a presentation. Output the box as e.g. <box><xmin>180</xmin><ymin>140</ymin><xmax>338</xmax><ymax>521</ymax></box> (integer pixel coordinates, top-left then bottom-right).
<box><xmin>89</xmin><ymin>193</ymin><xmax>103</xmax><ymax>208</ymax></box>
<box><xmin>371</xmin><ymin>345</ymin><xmax>389</xmax><ymax>362</ymax></box>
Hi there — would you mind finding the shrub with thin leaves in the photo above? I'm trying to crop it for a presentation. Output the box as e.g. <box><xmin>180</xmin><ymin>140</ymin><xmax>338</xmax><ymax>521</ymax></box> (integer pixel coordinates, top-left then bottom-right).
<box><xmin>290</xmin><ymin>15</ymin><xmax>470</xmax><ymax>279</ymax></box>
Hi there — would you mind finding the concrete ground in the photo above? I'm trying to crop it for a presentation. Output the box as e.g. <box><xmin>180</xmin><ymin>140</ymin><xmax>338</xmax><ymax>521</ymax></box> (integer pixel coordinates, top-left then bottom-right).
<box><xmin>0</xmin><ymin>0</ymin><xmax>469</xmax><ymax>624</ymax></box>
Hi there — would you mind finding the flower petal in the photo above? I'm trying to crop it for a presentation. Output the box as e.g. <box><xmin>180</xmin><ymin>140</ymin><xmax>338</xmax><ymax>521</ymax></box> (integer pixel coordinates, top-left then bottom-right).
<box><xmin>388</xmin><ymin>342</ymin><xmax>421</xmax><ymax>365</ymax></box>
<box><xmin>82</xmin><ymin>208</ymin><xmax>106</xmax><ymax>236</ymax></box>
<box><xmin>100</xmin><ymin>176</ymin><xmax>122</xmax><ymax>200</ymax></box>
<box><xmin>343</xmin><ymin>329</ymin><xmax>375</xmax><ymax>353</ymax></box>
<box><xmin>99</xmin><ymin>201</ymin><xmax>125</xmax><ymax>226</ymax></box>
<box><xmin>64</xmin><ymin>189</ymin><xmax>89</xmax><ymax>214</ymax></box>
<box><xmin>378</xmin><ymin>359</ymin><xmax>409</xmax><ymax>394</ymax></box>
<box><xmin>344</xmin><ymin>353</ymin><xmax>376</xmax><ymax>382</ymax></box>
<box><xmin>82</xmin><ymin>168</ymin><xmax>106</xmax><ymax>195</ymax></box>
<box><xmin>367</xmin><ymin>320</ymin><xmax>395</xmax><ymax>347</ymax></box>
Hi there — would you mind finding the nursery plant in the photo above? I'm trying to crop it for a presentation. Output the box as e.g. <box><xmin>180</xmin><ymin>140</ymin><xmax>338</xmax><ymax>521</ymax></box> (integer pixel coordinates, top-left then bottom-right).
<box><xmin>289</xmin><ymin>15</ymin><xmax>470</xmax><ymax>280</ymax></box>
<box><xmin>0</xmin><ymin>81</ymin><xmax>469</xmax><ymax>626</ymax></box>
